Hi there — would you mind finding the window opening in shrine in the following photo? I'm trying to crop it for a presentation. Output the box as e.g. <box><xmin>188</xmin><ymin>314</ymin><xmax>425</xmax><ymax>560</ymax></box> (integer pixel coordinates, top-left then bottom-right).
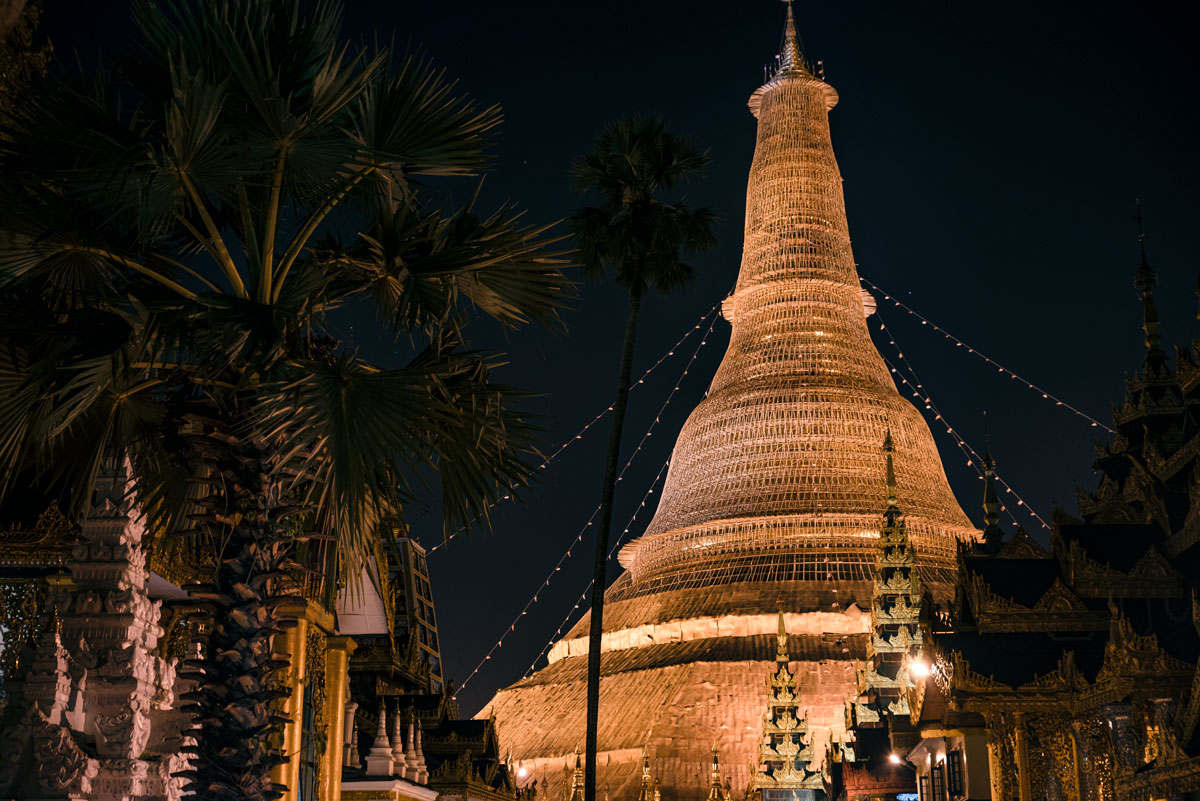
<box><xmin>946</xmin><ymin>749</ymin><xmax>965</xmax><ymax>797</ymax></box>
<box><xmin>930</xmin><ymin>763</ymin><xmax>947</xmax><ymax>801</ymax></box>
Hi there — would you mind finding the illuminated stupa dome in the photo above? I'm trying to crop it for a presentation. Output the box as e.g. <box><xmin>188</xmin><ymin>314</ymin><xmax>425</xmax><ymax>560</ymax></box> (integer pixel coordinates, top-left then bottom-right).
<box><xmin>483</xmin><ymin>7</ymin><xmax>976</xmax><ymax>800</ymax></box>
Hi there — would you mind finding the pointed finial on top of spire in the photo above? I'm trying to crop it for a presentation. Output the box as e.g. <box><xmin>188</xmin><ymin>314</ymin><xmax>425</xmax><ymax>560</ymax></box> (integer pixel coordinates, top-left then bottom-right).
<box><xmin>750</xmin><ymin>2</ymin><xmax>838</xmax><ymax>116</ymax></box>
<box><xmin>567</xmin><ymin>748</ymin><xmax>584</xmax><ymax>801</ymax></box>
<box><xmin>777</xmin><ymin>1</ymin><xmax>805</xmax><ymax>76</ymax></box>
<box><xmin>981</xmin><ymin>449</ymin><xmax>1002</xmax><ymax>549</ymax></box>
<box><xmin>883</xmin><ymin>430</ymin><xmax>897</xmax><ymax>509</ymax></box>
<box><xmin>1132</xmin><ymin>200</ymin><xmax>1165</xmax><ymax>370</ymax></box>
<box><xmin>775</xmin><ymin>607</ymin><xmax>789</xmax><ymax>663</ymax></box>
<box><xmin>637</xmin><ymin>748</ymin><xmax>654</xmax><ymax>801</ymax></box>
<box><xmin>707</xmin><ymin>748</ymin><xmax>725</xmax><ymax>801</ymax></box>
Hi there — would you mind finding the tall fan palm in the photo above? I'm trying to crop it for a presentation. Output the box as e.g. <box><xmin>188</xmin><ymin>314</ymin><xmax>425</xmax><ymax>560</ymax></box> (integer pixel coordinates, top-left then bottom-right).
<box><xmin>0</xmin><ymin>2</ymin><xmax>569</xmax><ymax>799</ymax></box>
<box><xmin>568</xmin><ymin>113</ymin><xmax>716</xmax><ymax>801</ymax></box>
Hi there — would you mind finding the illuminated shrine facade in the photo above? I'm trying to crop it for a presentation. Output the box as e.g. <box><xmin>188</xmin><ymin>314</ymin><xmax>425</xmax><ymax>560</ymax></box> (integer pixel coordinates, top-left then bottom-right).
<box><xmin>483</xmin><ymin>7</ymin><xmax>977</xmax><ymax>801</ymax></box>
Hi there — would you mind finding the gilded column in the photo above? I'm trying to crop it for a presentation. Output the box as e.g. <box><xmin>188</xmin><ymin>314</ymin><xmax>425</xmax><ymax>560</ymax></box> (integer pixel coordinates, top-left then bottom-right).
<box><xmin>985</xmin><ymin>715</ymin><xmax>1011</xmax><ymax>801</ymax></box>
<box><xmin>321</xmin><ymin>635</ymin><xmax>356</xmax><ymax>801</ymax></box>
<box><xmin>273</xmin><ymin>601</ymin><xmax>311</xmax><ymax>801</ymax></box>
<box><xmin>1013</xmin><ymin>712</ymin><xmax>1032</xmax><ymax>801</ymax></box>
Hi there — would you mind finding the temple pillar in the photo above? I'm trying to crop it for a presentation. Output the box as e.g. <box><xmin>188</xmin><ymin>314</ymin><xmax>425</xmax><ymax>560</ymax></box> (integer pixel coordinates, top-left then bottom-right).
<box><xmin>271</xmin><ymin>598</ymin><xmax>336</xmax><ymax>801</ymax></box>
<box><xmin>1013</xmin><ymin>712</ymin><xmax>1031</xmax><ymax>801</ymax></box>
<box><xmin>985</xmin><ymin>734</ymin><xmax>1004</xmax><ymax>801</ymax></box>
<box><xmin>272</xmin><ymin>611</ymin><xmax>310</xmax><ymax>801</ymax></box>
<box><xmin>321</xmin><ymin>635</ymin><xmax>356</xmax><ymax>801</ymax></box>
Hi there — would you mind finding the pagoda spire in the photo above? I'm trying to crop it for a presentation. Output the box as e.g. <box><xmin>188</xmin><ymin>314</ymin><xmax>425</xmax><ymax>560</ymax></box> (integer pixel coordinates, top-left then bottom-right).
<box><xmin>636</xmin><ymin>749</ymin><xmax>654</xmax><ymax>801</ymax></box>
<box><xmin>854</xmin><ymin>436</ymin><xmax>924</xmax><ymax>718</ymax></box>
<box><xmin>748</xmin><ymin>615</ymin><xmax>822</xmax><ymax>798</ymax></box>
<box><xmin>884</xmin><ymin>429</ymin><xmax>898</xmax><ymax>512</ymax></box>
<box><xmin>775</xmin><ymin>607</ymin><xmax>789</xmax><ymax>663</ymax></box>
<box><xmin>776</xmin><ymin>1</ymin><xmax>808</xmax><ymax>77</ymax></box>
<box><xmin>706</xmin><ymin>748</ymin><xmax>727</xmax><ymax>801</ymax></box>
<box><xmin>566</xmin><ymin>749</ymin><xmax>584</xmax><ymax>801</ymax></box>
<box><xmin>1133</xmin><ymin>201</ymin><xmax>1167</xmax><ymax>371</ymax></box>
<box><xmin>981</xmin><ymin>450</ymin><xmax>1004</xmax><ymax>548</ymax></box>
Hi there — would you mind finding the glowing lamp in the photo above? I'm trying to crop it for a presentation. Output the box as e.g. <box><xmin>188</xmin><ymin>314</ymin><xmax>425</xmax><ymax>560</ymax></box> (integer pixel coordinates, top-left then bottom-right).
<box><xmin>909</xmin><ymin>660</ymin><xmax>931</xmax><ymax>679</ymax></box>
<box><xmin>888</xmin><ymin>753</ymin><xmax>902</xmax><ymax>765</ymax></box>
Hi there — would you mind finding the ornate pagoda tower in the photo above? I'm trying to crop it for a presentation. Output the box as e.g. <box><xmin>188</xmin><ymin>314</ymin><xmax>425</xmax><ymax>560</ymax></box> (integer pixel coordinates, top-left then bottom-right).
<box><xmin>747</xmin><ymin>613</ymin><xmax>825</xmax><ymax>800</ymax></box>
<box><xmin>485</xmin><ymin>7</ymin><xmax>975</xmax><ymax>800</ymax></box>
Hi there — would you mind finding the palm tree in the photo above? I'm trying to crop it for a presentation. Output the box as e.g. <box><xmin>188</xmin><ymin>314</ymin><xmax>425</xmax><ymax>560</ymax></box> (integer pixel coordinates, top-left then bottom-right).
<box><xmin>568</xmin><ymin>113</ymin><xmax>717</xmax><ymax>801</ymax></box>
<box><xmin>0</xmin><ymin>1</ymin><xmax>569</xmax><ymax>799</ymax></box>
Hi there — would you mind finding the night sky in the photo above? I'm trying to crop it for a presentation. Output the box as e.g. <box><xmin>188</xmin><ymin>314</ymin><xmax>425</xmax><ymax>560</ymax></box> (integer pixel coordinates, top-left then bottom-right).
<box><xmin>41</xmin><ymin>1</ymin><xmax>1199</xmax><ymax>712</ymax></box>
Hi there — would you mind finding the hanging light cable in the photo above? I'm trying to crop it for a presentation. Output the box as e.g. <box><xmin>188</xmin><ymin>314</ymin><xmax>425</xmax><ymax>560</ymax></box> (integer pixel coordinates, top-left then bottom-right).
<box><xmin>860</xmin><ymin>277</ymin><xmax>1115</xmax><ymax>435</ymax></box>
<box><xmin>514</xmin><ymin>453</ymin><xmax>674</xmax><ymax>685</ymax></box>
<box><xmin>876</xmin><ymin>314</ymin><xmax>1051</xmax><ymax>532</ymax></box>
<box><xmin>453</xmin><ymin>312</ymin><xmax>720</xmax><ymax>695</ymax></box>
<box><xmin>430</xmin><ymin>300</ymin><xmax>722</xmax><ymax>554</ymax></box>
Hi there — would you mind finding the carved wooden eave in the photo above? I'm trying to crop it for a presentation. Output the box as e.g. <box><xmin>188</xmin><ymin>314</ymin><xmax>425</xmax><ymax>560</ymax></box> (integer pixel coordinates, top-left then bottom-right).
<box><xmin>1095</xmin><ymin>615</ymin><xmax>1194</xmax><ymax>688</ymax></box>
<box><xmin>1179</xmin><ymin>343</ymin><xmax>1200</xmax><ymax>395</ymax></box>
<box><xmin>1068</xmin><ymin>541</ymin><xmax>1185</xmax><ymax>599</ymax></box>
<box><xmin>1153</xmin><ymin>424</ymin><xmax>1200</xmax><ymax>480</ymax></box>
<box><xmin>993</xmin><ymin>528</ymin><xmax>1052</xmax><ymax>559</ymax></box>
<box><xmin>0</xmin><ymin>504</ymin><xmax>79</xmax><ymax>570</ymax></box>
<box><xmin>1032</xmin><ymin>578</ymin><xmax>1090</xmax><ymax>614</ymax></box>
<box><xmin>871</xmin><ymin>627</ymin><xmax>923</xmax><ymax>654</ymax></box>
<box><xmin>856</xmin><ymin>665</ymin><xmax>906</xmax><ymax>693</ymax></box>
<box><xmin>1112</xmin><ymin>398</ymin><xmax>1144</xmax><ymax>428</ymax></box>
<box><xmin>429</xmin><ymin>749</ymin><xmax>521</xmax><ymax>801</ymax></box>
<box><xmin>873</xmin><ymin>596</ymin><xmax>919</xmax><ymax>623</ymax></box>
<box><xmin>966</xmin><ymin>573</ymin><xmax>1108</xmax><ymax>633</ymax></box>
<box><xmin>949</xmin><ymin>651</ymin><xmax>1099</xmax><ymax>716</ymax></box>
<box><xmin>877</xmin><ymin>573</ymin><xmax>920</xmax><ymax>593</ymax></box>
<box><xmin>1112</xmin><ymin>755</ymin><xmax>1200</xmax><ymax>801</ymax></box>
<box><xmin>1078</xmin><ymin>477</ymin><xmax>1149</xmax><ymax>524</ymax></box>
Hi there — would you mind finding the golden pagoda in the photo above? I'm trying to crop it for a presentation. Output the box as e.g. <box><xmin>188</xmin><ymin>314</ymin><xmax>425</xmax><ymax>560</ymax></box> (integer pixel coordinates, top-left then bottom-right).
<box><xmin>483</xmin><ymin>6</ymin><xmax>975</xmax><ymax>799</ymax></box>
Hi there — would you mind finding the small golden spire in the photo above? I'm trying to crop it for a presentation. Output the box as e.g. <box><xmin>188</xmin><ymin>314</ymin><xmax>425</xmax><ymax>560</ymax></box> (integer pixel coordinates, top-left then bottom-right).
<box><xmin>707</xmin><ymin>747</ymin><xmax>725</xmax><ymax>801</ymax></box>
<box><xmin>777</xmin><ymin>1</ymin><xmax>808</xmax><ymax>77</ymax></box>
<box><xmin>776</xmin><ymin>607</ymin><xmax>789</xmax><ymax>663</ymax></box>
<box><xmin>637</xmin><ymin>748</ymin><xmax>654</xmax><ymax>801</ymax></box>
<box><xmin>567</xmin><ymin>748</ymin><xmax>584</xmax><ymax>801</ymax></box>
<box><xmin>883</xmin><ymin>430</ymin><xmax>897</xmax><ymax>508</ymax></box>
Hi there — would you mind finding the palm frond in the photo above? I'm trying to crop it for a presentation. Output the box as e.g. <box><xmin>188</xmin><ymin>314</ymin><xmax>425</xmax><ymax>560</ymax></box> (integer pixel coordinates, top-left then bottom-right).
<box><xmin>353</xmin><ymin>50</ymin><xmax>503</xmax><ymax>178</ymax></box>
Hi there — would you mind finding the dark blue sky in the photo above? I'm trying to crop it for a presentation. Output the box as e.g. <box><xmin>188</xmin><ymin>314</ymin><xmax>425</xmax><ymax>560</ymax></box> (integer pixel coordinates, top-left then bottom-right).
<box><xmin>43</xmin><ymin>0</ymin><xmax>1199</xmax><ymax>712</ymax></box>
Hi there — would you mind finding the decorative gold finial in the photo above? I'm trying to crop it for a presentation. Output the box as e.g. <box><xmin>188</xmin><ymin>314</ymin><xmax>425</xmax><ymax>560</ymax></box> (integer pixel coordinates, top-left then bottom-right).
<box><xmin>637</xmin><ymin>748</ymin><xmax>653</xmax><ymax>801</ymax></box>
<box><xmin>883</xmin><ymin>430</ymin><xmax>897</xmax><ymax>508</ymax></box>
<box><xmin>777</xmin><ymin>0</ymin><xmax>806</xmax><ymax>76</ymax></box>
<box><xmin>707</xmin><ymin>747</ymin><xmax>725</xmax><ymax>801</ymax></box>
<box><xmin>1132</xmin><ymin>200</ymin><xmax>1165</xmax><ymax>368</ymax></box>
<box><xmin>567</xmin><ymin>748</ymin><xmax>584</xmax><ymax>801</ymax></box>
<box><xmin>775</xmin><ymin>607</ymin><xmax>789</xmax><ymax>662</ymax></box>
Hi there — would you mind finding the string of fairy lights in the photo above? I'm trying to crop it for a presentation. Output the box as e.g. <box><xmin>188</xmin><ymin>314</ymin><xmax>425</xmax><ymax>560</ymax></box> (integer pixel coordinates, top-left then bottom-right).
<box><xmin>516</xmin><ymin>453</ymin><xmax>674</xmax><ymax>683</ymax></box>
<box><xmin>453</xmin><ymin>310</ymin><xmax>720</xmax><ymax>695</ymax></box>
<box><xmin>860</xmin><ymin>277</ymin><xmax>1115</xmax><ymax>435</ymax></box>
<box><xmin>875</xmin><ymin>312</ymin><xmax>1051</xmax><ymax>532</ymax></box>
<box><xmin>429</xmin><ymin>301</ymin><xmax>722</xmax><ymax>555</ymax></box>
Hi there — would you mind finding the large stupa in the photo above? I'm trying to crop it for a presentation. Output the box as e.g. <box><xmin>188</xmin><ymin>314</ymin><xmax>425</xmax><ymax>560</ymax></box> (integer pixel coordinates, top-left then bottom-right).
<box><xmin>482</xmin><ymin>7</ymin><xmax>977</xmax><ymax>799</ymax></box>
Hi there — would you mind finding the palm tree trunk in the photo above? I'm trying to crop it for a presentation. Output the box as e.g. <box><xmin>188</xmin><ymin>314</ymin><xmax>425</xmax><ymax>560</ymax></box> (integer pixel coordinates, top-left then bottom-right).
<box><xmin>181</xmin><ymin>425</ymin><xmax>294</xmax><ymax>801</ymax></box>
<box><xmin>585</xmin><ymin>286</ymin><xmax>642</xmax><ymax>801</ymax></box>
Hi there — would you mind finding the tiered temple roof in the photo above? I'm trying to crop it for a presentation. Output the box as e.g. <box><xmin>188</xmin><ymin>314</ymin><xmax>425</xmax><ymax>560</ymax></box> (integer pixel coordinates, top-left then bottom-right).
<box><xmin>748</xmin><ymin>612</ymin><xmax>825</xmax><ymax>799</ymax></box>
